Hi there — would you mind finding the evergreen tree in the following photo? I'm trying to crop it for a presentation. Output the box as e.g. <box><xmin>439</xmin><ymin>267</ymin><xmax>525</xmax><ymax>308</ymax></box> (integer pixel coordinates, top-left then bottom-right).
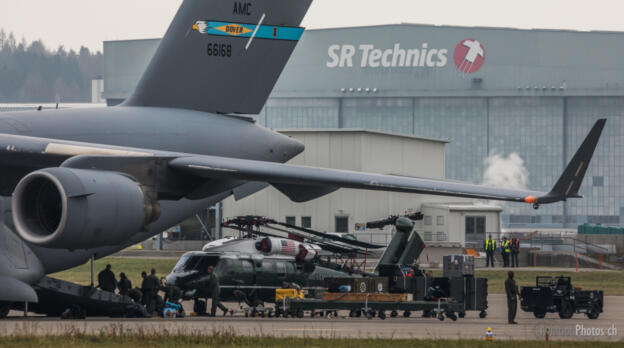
<box><xmin>0</xmin><ymin>29</ymin><xmax>103</xmax><ymax>103</ymax></box>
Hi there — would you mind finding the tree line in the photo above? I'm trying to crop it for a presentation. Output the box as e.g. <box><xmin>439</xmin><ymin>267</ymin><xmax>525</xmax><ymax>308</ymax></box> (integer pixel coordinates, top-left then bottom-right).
<box><xmin>0</xmin><ymin>29</ymin><xmax>103</xmax><ymax>103</ymax></box>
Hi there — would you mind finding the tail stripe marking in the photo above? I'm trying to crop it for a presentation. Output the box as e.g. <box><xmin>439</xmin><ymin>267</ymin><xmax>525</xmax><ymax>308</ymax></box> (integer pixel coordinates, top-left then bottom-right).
<box><xmin>192</xmin><ymin>20</ymin><xmax>304</xmax><ymax>41</ymax></box>
<box><xmin>575</xmin><ymin>162</ymin><xmax>584</xmax><ymax>177</ymax></box>
<box><xmin>566</xmin><ymin>181</ymin><xmax>575</xmax><ymax>196</ymax></box>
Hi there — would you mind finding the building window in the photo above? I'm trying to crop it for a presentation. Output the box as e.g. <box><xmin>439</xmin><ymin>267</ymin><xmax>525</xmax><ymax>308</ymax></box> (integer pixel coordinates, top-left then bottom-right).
<box><xmin>593</xmin><ymin>176</ymin><xmax>604</xmax><ymax>187</ymax></box>
<box><xmin>466</xmin><ymin>216</ymin><xmax>486</xmax><ymax>235</ymax></box>
<box><xmin>301</xmin><ymin>216</ymin><xmax>312</xmax><ymax>228</ymax></box>
<box><xmin>436</xmin><ymin>232</ymin><xmax>447</xmax><ymax>241</ymax></box>
<box><xmin>424</xmin><ymin>216</ymin><xmax>432</xmax><ymax>226</ymax></box>
<box><xmin>285</xmin><ymin>216</ymin><xmax>296</xmax><ymax>226</ymax></box>
<box><xmin>437</xmin><ymin>216</ymin><xmax>445</xmax><ymax>226</ymax></box>
<box><xmin>424</xmin><ymin>232</ymin><xmax>433</xmax><ymax>241</ymax></box>
<box><xmin>335</xmin><ymin>216</ymin><xmax>349</xmax><ymax>233</ymax></box>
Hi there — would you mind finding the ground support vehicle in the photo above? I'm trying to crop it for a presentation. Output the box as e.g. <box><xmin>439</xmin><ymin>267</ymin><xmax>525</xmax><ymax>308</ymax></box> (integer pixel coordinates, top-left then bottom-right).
<box><xmin>520</xmin><ymin>276</ymin><xmax>603</xmax><ymax>319</ymax></box>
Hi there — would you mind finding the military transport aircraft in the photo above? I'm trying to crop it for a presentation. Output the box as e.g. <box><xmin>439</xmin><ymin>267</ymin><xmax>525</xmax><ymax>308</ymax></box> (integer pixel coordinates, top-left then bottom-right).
<box><xmin>0</xmin><ymin>0</ymin><xmax>606</xmax><ymax>317</ymax></box>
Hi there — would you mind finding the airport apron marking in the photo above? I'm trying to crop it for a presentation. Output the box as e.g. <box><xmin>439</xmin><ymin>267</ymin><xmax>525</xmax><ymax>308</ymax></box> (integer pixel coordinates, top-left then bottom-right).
<box><xmin>192</xmin><ymin>21</ymin><xmax>304</xmax><ymax>41</ymax></box>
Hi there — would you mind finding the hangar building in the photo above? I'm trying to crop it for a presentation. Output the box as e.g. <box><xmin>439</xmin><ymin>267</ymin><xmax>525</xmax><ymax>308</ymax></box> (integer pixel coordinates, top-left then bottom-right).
<box><xmin>102</xmin><ymin>24</ymin><xmax>624</xmax><ymax>229</ymax></box>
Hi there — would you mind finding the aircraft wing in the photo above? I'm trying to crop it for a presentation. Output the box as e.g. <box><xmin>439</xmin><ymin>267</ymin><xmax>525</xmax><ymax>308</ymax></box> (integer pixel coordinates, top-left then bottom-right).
<box><xmin>0</xmin><ymin>119</ymin><xmax>605</xmax><ymax>207</ymax></box>
<box><xmin>169</xmin><ymin>118</ymin><xmax>606</xmax><ymax>206</ymax></box>
<box><xmin>170</xmin><ymin>155</ymin><xmax>546</xmax><ymax>203</ymax></box>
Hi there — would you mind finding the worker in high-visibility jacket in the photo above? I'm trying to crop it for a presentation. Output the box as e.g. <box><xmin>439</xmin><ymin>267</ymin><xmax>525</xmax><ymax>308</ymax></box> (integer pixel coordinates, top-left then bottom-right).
<box><xmin>484</xmin><ymin>235</ymin><xmax>496</xmax><ymax>268</ymax></box>
<box><xmin>501</xmin><ymin>237</ymin><xmax>511</xmax><ymax>268</ymax></box>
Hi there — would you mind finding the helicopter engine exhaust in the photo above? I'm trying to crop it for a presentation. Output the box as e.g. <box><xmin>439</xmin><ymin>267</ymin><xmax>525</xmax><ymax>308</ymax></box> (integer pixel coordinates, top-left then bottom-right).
<box><xmin>255</xmin><ymin>237</ymin><xmax>319</xmax><ymax>261</ymax></box>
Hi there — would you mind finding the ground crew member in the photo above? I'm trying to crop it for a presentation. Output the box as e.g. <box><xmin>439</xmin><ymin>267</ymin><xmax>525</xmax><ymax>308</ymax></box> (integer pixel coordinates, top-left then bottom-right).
<box><xmin>501</xmin><ymin>237</ymin><xmax>510</xmax><ymax>268</ymax></box>
<box><xmin>163</xmin><ymin>279</ymin><xmax>182</xmax><ymax>304</ymax></box>
<box><xmin>139</xmin><ymin>271</ymin><xmax>147</xmax><ymax>304</ymax></box>
<box><xmin>484</xmin><ymin>235</ymin><xmax>496</xmax><ymax>268</ymax></box>
<box><xmin>142</xmin><ymin>268</ymin><xmax>161</xmax><ymax>314</ymax></box>
<box><xmin>97</xmin><ymin>264</ymin><xmax>117</xmax><ymax>292</ymax></box>
<box><xmin>206</xmin><ymin>265</ymin><xmax>228</xmax><ymax>316</ymax></box>
<box><xmin>422</xmin><ymin>271</ymin><xmax>434</xmax><ymax>318</ymax></box>
<box><xmin>118</xmin><ymin>272</ymin><xmax>132</xmax><ymax>296</ymax></box>
<box><xmin>505</xmin><ymin>271</ymin><xmax>518</xmax><ymax>324</ymax></box>
<box><xmin>510</xmin><ymin>235</ymin><xmax>520</xmax><ymax>268</ymax></box>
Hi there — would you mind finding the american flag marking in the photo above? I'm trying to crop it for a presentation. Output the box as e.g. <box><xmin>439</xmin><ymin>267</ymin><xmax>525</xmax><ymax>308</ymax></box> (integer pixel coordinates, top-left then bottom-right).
<box><xmin>281</xmin><ymin>240</ymin><xmax>296</xmax><ymax>254</ymax></box>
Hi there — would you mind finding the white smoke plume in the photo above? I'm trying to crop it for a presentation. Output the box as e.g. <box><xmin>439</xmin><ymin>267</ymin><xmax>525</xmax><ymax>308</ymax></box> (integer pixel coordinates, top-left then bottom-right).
<box><xmin>482</xmin><ymin>152</ymin><xmax>529</xmax><ymax>190</ymax></box>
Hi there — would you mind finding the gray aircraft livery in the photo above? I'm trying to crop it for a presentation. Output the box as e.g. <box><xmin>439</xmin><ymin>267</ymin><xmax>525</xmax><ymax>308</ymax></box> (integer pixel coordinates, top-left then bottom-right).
<box><xmin>0</xmin><ymin>0</ymin><xmax>606</xmax><ymax>311</ymax></box>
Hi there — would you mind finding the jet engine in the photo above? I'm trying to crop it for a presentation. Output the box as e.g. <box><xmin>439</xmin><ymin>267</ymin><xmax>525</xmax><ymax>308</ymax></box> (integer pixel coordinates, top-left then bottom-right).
<box><xmin>12</xmin><ymin>167</ymin><xmax>159</xmax><ymax>249</ymax></box>
<box><xmin>255</xmin><ymin>237</ymin><xmax>319</xmax><ymax>261</ymax></box>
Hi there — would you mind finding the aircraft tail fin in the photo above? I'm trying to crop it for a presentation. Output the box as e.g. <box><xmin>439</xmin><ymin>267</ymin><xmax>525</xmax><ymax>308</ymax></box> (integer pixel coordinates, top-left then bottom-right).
<box><xmin>123</xmin><ymin>0</ymin><xmax>312</xmax><ymax>115</ymax></box>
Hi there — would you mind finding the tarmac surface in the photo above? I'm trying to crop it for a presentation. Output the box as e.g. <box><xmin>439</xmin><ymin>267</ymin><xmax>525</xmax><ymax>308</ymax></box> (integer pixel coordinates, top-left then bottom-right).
<box><xmin>1</xmin><ymin>294</ymin><xmax>622</xmax><ymax>341</ymax></box>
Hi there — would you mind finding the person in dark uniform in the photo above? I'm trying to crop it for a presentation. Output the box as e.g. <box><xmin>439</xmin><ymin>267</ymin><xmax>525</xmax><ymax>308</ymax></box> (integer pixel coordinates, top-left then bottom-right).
<box><xmin>142</xmin><ymin>268</ymin><xmax>161</xmax><ymax>314</ymax></box>
<box><xmin>97</xmin><ymin>264</ymin><xmax>117</xmax><ymax>292</ymax></box>
<box><xmin>118</xmin><ymin>272</ymin><xmax>132</xmax><ymax>296</ymax></box>
<box><xmin>510</xmin><ymin>235</ymin><xmax>520</xmax><ymax>268</ymax></box>
<box><xmin>505</xmin><ymin>271</ymin><xmax>518</xmax><ymax>324</ymax></box>
<box><xmin>139</xmin><ymin>271</ymin><xmax>148</xmax><ymax>304</ymax></box>
<box><xmin>163</xmin><ymin>278</ymin><xmax>182</xmax><ymax>304</ymax></box>
<box><xmin>206</xmin><ymin>265</ymin><xmax>228</xmax><ymax>316</ymax></box>
<box><xmin>422</xmin><ymin>271</ymin><xmax>435</xmax><ymax>318</ymax></box>
<box><xmin>484</xmin><ymin>235</ymin><xmax>496</xmax><ymax>268</ymax></box>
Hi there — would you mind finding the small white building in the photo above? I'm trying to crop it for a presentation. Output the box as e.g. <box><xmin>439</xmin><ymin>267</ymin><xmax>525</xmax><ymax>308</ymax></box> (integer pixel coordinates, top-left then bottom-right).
<box><xmin>418</xmin><ymin>203</ymin><xmax>502</xmax><ymax>247</ymax></box>
<box><xmin>222</xmin><ymin>129</ymin><xmax>501</xmax><ymax>245</ymax></box>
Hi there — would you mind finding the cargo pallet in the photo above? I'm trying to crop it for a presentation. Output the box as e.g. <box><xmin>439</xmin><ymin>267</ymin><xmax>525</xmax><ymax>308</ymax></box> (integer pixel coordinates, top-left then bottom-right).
<box><xmin>276</xmin><ymin>296</ymin><xmax>464</xmax><ymax>321</ymax></box>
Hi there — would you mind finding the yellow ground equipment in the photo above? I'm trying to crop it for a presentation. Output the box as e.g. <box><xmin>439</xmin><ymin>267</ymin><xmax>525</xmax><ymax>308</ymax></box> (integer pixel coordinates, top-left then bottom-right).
<box><xmin>276</xmin><ymin>288</ymin><xmax>305</xmax><ymax>302</ymax></box>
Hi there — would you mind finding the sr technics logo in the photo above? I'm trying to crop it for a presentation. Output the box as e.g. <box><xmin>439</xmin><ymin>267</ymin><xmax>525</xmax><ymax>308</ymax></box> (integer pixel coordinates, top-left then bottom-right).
<box><xmin>453</xmin><ymin>39</ymin><xmax>485</xmax><ymax>74</ymax></box>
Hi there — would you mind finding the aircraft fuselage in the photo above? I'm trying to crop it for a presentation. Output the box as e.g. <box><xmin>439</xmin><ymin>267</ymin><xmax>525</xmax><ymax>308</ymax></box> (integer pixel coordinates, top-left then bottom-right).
<box><xmin>0</xmin><ymin>106</ymin><xmax>304</xmax><ymax>285</ymax></box>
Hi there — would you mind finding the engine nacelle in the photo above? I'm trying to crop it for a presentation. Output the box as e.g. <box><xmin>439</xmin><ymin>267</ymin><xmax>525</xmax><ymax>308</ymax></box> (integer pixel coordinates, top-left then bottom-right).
<box><xmin>12</xmin><ymin>168</ymin><xmax>159</xmax><ymax>249</ymax></box>
<box><xmin>255</xmin><ymin>237</ymin><xmax>319</xmax><ymax>261</ymax></box>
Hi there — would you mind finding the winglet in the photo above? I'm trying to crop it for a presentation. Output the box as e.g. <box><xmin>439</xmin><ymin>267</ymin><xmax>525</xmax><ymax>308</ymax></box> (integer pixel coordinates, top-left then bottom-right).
<box><xmin>540</xmin><ymin>119</ymin><xmax>606</xmax><ymax>204</ymax></box>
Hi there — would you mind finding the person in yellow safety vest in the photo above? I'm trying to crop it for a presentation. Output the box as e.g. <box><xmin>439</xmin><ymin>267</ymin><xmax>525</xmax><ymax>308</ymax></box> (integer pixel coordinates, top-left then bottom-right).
<box><xmin>484</xmin><ymin>235</ymin><xmax>496</xmax><ymax>268</ymax></box>
<box><xmin>501</xmin><ymin>237</ymin><xmax>511</xmax><ymax>267</ymax></box>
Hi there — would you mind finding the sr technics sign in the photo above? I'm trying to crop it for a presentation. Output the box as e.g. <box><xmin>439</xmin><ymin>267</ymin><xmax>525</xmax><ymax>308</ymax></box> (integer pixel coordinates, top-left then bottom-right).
<box><xmin>326</xmin><ymin>39</ymin><xmax>485</xmax><ymax>73</ymax></box>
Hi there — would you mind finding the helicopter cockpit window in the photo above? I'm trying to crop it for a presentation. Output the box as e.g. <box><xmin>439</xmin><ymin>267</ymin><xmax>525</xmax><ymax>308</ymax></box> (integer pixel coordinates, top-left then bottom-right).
<box><xmin>173</xmin><ymin>256</ymin><xmax>191</xmax><ymax>272</ymax></box>
<box><xmin>173</xmin><ymin>255</ymin><xmax>219</xmax><ymax>272</ymax></box>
